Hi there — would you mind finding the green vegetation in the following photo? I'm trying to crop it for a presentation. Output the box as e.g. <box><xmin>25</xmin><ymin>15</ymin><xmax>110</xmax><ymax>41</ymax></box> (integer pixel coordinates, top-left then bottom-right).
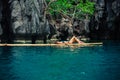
<box><xmin>46</xmin><ymin>0</ymin><xmax>95</xmax><ymax>19</ymax></box>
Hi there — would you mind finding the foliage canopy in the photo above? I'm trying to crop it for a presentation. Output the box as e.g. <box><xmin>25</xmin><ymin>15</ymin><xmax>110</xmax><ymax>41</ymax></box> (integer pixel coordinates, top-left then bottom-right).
<box><xmin>46</xmin><ymin>0</ymin><xmax>95</xmax><ymax>19</ymax></box>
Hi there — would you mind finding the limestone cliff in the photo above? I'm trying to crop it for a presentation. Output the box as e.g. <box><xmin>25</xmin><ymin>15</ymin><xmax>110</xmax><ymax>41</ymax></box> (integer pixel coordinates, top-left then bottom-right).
<box><xmin>89</xmin><ymin>0</ymin><xmax>120</xmax><ymax>40</ymax></box>
<box><xmin>0</xmin><ymin>0</ymin><xmax>55</xmax><ymax>43</ymax></box>
<box><xmin>0</xmin><ymin>0</ymin><xmax>120</xmax><ymax>43</ymax></box>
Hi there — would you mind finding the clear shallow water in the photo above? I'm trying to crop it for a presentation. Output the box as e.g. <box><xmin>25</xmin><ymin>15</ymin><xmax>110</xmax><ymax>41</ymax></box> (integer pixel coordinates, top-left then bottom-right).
<box><xmin>0</xmin><ymin>44</ymin><xmax>120</xmax><ymax>80</ymax></box>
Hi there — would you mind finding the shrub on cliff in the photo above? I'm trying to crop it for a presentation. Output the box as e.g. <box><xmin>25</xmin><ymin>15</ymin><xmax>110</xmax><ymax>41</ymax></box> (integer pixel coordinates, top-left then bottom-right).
<box><xmin>46</xmin><ymin>0</ymin><xmax>95</xmax><ymax>19</ymax></box>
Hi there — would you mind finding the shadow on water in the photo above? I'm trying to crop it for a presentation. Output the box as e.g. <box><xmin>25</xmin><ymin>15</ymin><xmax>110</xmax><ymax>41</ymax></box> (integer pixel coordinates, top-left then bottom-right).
<box><xmin>0</xmin><ymin>47</ymin><xmax>16</xmax><ymax>80</ymax></box>
<box><xmin>98</xmin><ymin>41</ymin><xmax>120</xmax><ymax>80</ymax></box>
<box><xmin>103</xmin><ymin>40</ymin><xmax>120</xmax><ymax>46</ymax></box>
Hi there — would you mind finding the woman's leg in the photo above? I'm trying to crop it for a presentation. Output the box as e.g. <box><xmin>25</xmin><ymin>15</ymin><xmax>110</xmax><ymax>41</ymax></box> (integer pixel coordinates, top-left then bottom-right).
<box><xmin>69</xmin><ymin>36</ymin><xmax>84</xmax><ymax>44</ymax></box>
<box><xmin>69</xmin><ymin>36</ymin><xmax>76</xmax><ymax>44</ymax></box>
<box><xmin>74</xmin><ymin>37</ymin><xmax>84</xmax><ymax>44</ymax></box>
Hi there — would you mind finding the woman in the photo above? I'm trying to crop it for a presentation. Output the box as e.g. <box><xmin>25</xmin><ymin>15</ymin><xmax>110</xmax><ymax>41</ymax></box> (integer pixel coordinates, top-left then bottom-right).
<box><xmin>56</xmin><ymin>36</ymin><xmax>84</xmax><ymax>44</ymax></box>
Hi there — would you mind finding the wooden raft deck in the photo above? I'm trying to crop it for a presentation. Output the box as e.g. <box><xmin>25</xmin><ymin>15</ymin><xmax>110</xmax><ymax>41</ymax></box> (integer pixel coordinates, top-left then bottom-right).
<box><xmin>0</xmin><ymin>42</ymin><xmax>103</xmax><ymax>47</ymax></box>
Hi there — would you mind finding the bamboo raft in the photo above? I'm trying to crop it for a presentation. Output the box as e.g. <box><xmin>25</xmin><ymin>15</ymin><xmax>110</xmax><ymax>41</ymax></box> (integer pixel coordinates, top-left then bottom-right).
<box><xmin>0</xmin><ymin>42</ymin><xmax>102</xmax><ymax>47</ymax></box>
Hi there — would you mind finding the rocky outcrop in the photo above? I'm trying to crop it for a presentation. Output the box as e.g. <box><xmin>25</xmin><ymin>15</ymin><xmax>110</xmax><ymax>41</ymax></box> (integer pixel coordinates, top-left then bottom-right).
<box><xmin>89</xmin><ymin>0</ymin><xmax>120</xmax><ymax>40</ymax></box>
<box><xmin>0</xmin><ymin>0</ymin><xmax>13</xmax><ymax>43</ymax></box>
<box><xmin>56</xmin><ymin>0</ymin><xmax>120</xmax><ymax>41</ymax></box>
<box><xmin>0</xmin><ymin>1</ymin><xmax>3</xmax><ymax>36</ymax></box>
<box><xmin>10</xmin><ymin>0</ymin><xmax>51</xmax><ymax>43</ymax></box>
<box><xmin>0</xmin><ymin>0</ymin><xmax>120</xmax><ymax>43</ymax></box>
<box><xmin>0</xmin><ymin>0</ymin><xmax>56</xmax><ymax>43</ymax></box>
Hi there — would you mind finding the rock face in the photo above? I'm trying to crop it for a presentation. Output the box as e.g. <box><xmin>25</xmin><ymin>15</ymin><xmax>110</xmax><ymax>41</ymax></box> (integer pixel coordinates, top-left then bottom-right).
<box><xmin>89</xmin><ymin>0</ymin><xmax>120</xmax><ymax>40</ymax></box>
<box><xmin>0</xmin><ymin>0</ymin><xmax>56</xmax><ymax>43</ymax></box>
<box><xmin>10</xmin><ymin>0</ymin><xmax>54</xmax><ymax>43</ymax></box>
<box><xmin>0</xmin><ymin>0</ymin><xmax>120</xmax><ymax>43</ymax></box>
<box><xmin>0</xmin><ymin>0</ymin><xmax>13</xmax><ymax>43</ymax></box>
<box><xmin>0</xmin><ymin>1</ymin><xmax>2</xmax><ymax>36</ymax></box>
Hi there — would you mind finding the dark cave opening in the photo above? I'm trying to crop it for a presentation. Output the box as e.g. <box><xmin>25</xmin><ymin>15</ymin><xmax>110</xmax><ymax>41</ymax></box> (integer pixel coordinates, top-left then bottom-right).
<box><xmin>0</xmin><ymin>0</ymin><xmax>14</xmax><ymax>43</ymax></box>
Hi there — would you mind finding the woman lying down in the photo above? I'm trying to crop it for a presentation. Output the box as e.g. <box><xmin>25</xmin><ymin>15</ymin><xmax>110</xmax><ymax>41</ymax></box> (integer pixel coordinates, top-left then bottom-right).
<box><xmin>56</xmin><ymin>36</ymin><xmax>85</xmax><ymax>44</ymax></box>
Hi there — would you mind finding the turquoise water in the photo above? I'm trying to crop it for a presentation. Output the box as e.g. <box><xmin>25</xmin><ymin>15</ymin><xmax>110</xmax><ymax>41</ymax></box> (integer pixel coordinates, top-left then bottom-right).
<box><xmin>0</xmin><ymin>44</ymin><xmax>120</xmax><ymax>80</ymax></box>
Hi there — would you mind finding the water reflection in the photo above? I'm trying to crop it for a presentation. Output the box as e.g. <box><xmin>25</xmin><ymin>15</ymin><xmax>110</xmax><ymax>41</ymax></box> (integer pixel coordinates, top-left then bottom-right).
<box><xmin>98</xmin><ymin>46</ymin><xmax>120</xmax><ymax>80</ymax></box>
<box><xmin>0</xmin><ymin>47</ymin><xmax>15</xmax><ymax>80</ymax></box>
<box><xmin>0</xmin><ymin>46</ymin><xmax>120</xmax><ymax>80</ymax></box>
